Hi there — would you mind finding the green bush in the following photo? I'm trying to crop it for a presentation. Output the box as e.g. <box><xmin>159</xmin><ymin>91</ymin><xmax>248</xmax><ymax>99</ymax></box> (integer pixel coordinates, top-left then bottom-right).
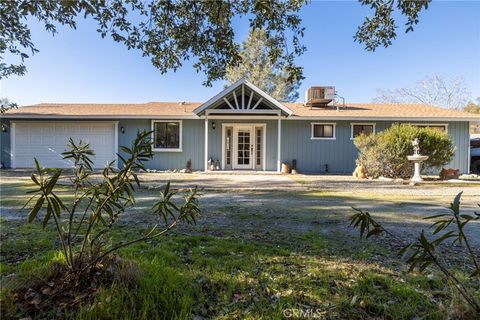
<box><xmin>354</xmin><ymin>124</ymin><xmax>455</xmax><ymax>178</ymax></box>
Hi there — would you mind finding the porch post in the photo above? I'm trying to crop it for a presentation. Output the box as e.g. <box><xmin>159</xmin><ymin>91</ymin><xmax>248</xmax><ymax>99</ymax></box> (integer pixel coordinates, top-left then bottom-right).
<box><xmin>204</xmin><ymin>112</ymin><xmax>209</xmax><ymax>172</ymax></box>
<box><xmin>277</xmin><ymin>113</ymin><xmax>281</xmax><ymax>172</ymax></box>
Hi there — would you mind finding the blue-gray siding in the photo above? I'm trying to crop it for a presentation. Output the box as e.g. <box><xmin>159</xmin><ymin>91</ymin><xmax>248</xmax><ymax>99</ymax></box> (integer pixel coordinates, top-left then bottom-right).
<box><xmin>281</xmin><ymin>120</ymin><xmax>470</xmax><ymax>173</ymax></box>
<box><xmin>0</xmin><ymin>119</ymin><xmax>11</xmax><ymax>168</ymax></box>
<box><xmin>0</xmin><ymin>118</ymin><xmax>471</xmax><ymax>173</ymax></box>
<box><xmin>118</xmin><ymin>119</ymin><xmax>205</xmax><ymax>171</ymax></box>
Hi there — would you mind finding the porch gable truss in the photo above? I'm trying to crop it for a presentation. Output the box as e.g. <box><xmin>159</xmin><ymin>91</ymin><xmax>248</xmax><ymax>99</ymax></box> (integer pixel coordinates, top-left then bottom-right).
<box><xmin>193</xmin><ymin>78</ymin><xmax>293</xmax><ymax>117</ymax></box>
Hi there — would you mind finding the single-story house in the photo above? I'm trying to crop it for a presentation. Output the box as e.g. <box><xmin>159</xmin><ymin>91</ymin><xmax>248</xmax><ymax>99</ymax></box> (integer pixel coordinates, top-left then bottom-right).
<box><xmin>1</xmin><ymin>79</ymin><xmax>479</xmax><ymax>173</ymax></box>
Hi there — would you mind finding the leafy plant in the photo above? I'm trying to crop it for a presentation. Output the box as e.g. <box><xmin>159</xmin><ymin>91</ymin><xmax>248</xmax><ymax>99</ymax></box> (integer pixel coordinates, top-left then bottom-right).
<box><xmin>24</xmin><ymin>131</ymin><xmax>200</xmax><ymax>276</ymax></box>
<box><xmin>354</xmin><ymin>124</ymin><xmax>455</xmax><ymax>178</ymax></box>
<box><xmin>349</xmin><ymin>192</ymin><xmax>480</xmax><ymax>313</ymax></box>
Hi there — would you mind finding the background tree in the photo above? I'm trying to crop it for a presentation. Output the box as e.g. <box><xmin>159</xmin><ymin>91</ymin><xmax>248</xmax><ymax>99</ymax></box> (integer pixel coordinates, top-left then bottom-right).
<box><xmin>225</xmin><ymin>29</ymin><xmax>300</xmax><ymax>102</ymax></box>
<box><xmin>1</xmin><ymin>0</ymin><xmax>431</xmax><ymax>85</ymax></box>
<box><xmin>464</xmin><ymin>98</ymin><xmax>480</xmax><ymax>114</ymax></box>
<box><xmin>0</xmin><ymin>98</ymin><xmax>17</xmax><ymax>114</ymax></box>
<box><xmin>373</xmin><ymin>74</ymin><xmax>471</xmax><ymax>110</ymax></box>
<box><xmin>464</xmin><ymin>98</ymin><xmax>480</xmax><ymax>134</ymax></box>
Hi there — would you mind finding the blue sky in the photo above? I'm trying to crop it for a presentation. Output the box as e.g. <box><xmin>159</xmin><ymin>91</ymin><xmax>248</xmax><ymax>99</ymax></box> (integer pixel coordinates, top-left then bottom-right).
<box><xmin>1</xmin><ymin>1</ymin><xmax>479</xmax><ymax>106</ymax></box>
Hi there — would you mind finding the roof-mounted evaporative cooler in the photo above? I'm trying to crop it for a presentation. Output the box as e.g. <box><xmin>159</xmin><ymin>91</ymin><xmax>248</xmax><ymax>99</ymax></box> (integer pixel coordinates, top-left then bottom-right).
<box><xmin>304</xmin><ymin>86</ymin><xmax>335</xmax><ymax>108</ymax></box>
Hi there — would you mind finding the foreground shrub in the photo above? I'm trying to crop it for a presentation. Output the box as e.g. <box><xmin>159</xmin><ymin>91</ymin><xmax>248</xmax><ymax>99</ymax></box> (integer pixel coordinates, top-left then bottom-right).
<box><xmin>354</xmin><ymin>124</ymin><xmax>455</xmax><ymax>178</ymax></box>
<box><xmin>10</xmin><ymin>131</ymin><xmax>200</xmax><ymax>317</ymax></box>
<box><xmin>349</xmin><ymin>192</ymin><xmax>480</xmax><ymax>314</ymax></box>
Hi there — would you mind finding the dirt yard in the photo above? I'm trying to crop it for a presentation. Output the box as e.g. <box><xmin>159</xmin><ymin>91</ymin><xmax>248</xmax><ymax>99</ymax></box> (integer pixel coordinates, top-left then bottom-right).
<box><xmin>2</xmin><ymin>170</ymin><xmax>479</xmax><ymax>248</ymax></box>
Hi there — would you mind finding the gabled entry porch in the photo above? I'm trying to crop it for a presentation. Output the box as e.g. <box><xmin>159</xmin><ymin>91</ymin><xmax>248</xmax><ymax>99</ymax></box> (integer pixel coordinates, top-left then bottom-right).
<box><xmin>193</xmin><ymin>79</ymin><xmax>291</xmax><ymax>172</ymax></box>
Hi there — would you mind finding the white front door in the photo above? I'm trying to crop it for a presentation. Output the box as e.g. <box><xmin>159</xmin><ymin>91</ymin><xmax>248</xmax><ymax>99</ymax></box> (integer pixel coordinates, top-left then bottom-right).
<box><xmin>233</xmin><ymin>126</ymin><xmax>254</xmax><ymax>170</ymax></box>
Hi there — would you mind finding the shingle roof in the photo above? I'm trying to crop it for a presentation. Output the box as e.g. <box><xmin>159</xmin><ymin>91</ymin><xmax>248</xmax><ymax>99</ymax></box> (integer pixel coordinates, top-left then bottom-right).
<box><xmin>3</xmin><ymin>102</ymin><xmax>479</xmax><ymax>120</ymax></box>
<box><xmin>2</xmin><ymin>102</ymin><xmax>200</xmax><ymax>117</ymax></box>
<box><xmin>284</xmin><ymin>103</ymin><xmax>480</xmax><ymax>120</ymax></box>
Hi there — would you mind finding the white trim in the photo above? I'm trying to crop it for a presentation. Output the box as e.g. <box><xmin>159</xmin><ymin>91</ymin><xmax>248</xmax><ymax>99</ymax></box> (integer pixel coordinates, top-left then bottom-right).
<box><xmin>350</xmin><ymin>122</ymin><xmax>376</xmax><ymax>140</ymax></box>
<box><xmin>247</xmin><ymin>90</ymin><xmax>254</xmax><ymax>109</ymax></box>
<box><xmin>467</xmin><ymin>125</ymin><xmax>471</xmax><ymax>174</ymax></box>
<box><xmin>241</xmin><ymin>84</ymin><xmax>245</xmax><ymax>109</ymax></box>
<box><xmin>3</xmin><ymin>114</ymin><xmax>477</xmax><ymax>122</ymax></box>
<box><xmin>223</xmin><ymin>97</ymin><xmax>235</xmax><ymax>109</ymax></box>
<box><xmin>410</xmin><ymin>123</ymin><xmax>449</xmax><ymax>133</ymax></box>
<box><xmin>311</xmin><ymin>122</ymin><xmax>336</xmax><ymax>140</ymax></box>
<box><xmin>192</xmin><ymin>78</ymin><xmax>293</xmax><ymax>116</ymax></box>
<box><xmin>285</xmin><ymin>117</ymin><xmax>478</xmax><ymax>122</ymax></box>
<box><xmin>10</xmin><ymin>122</ymin><xmax>15</xmax><ymax>169</ymax></box>
<box><xmin>205</xmin><ymin>115</ymin><xmax>282</xmax><ymax>120</ymax></box>
<box><xmin>2</xmin><ymin>115</ymin><xmax>199</xmax><ymax>119</ymax></box>
<box><xmin>114</xmin><ymin>121</ymin><xmax>119</xmax><ymax>169</ymax></box>
<box><xmin>151</xmin><ymin>120</ymin><xmax>183</xmax><ymax>152</ymax></box>
<box><xmin>233</xmin><ymin>90</ymin><xmax>240</xmax><ymax>109</ymax></box>
<box><xmin>204</xmin><ymin>108</ymin><xmax>278</xmax><ymax>114</ymax></box>
<box><xmin>262</xmin><ymin>125</ymin><xmax>266</xmax><ymax>171</ymax></box>
<box><xmin>221</xmin><ymin>125</ymin><xmax>226</xmax><ymax>170</ymax></box>
<box><xmin>251</xmin><ymin>98</ymin><xmax>263</xmax><ymax>110</ymax></box>
<box><xmin>277</xmin><ymin>116</ymin><xmax>281</xmax><ymax>172</ymax></box>
<box><xmin>204</xmin><ymin>116</ymin><xmax>208</xmax><ymax>171</ymax></box>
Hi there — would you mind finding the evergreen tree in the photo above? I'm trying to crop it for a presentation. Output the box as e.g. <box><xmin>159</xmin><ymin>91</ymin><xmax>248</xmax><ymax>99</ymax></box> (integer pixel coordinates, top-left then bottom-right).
<box><xmin>225</xmin><ymin>29</ymin><xmax>301</xmax><ymax>102</ymax></box>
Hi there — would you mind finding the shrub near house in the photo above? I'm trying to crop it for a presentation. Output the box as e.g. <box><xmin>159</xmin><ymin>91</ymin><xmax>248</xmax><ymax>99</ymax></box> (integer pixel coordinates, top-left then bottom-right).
<box><xmin>354</xmin><ymin>124</ymin><xmax>455</xmax><ymax>178</ymax></box>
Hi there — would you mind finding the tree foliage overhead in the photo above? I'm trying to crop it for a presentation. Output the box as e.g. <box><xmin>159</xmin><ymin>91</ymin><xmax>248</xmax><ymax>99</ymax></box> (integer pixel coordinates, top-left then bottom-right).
<box><xmin>1</xmin><ymin>0</ymin><xmax>431</xmax><ymax>84</ymax></box>
<box><xmin>354</xmin><ymin>0</ymin><xmax>431</xmax><ymax>51</ymax></box>
<box><xmin>373</xmin><ymin>75</ymin><xmax>471</xmax><ymax>110</ymax></box>
<box><xmin>1</xmin><ymin>0</ymin><xmax>305</xmax><ymax>84</ymax></box>
<box><xmin>225</xmin><ymin>29</ymin><xmax>301</xmax><ymax>102</ymax></box>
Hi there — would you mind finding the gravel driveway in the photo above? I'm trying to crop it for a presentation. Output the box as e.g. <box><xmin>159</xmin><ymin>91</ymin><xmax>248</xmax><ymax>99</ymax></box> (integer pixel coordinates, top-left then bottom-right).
<box><xmin>1</xmin><ymin>170</ymin><xmax>479</xmax><ymax>251</ymax></box>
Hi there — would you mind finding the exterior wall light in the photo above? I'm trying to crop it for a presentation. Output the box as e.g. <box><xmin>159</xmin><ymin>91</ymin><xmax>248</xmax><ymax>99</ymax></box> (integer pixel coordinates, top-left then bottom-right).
<box><xmin>1</xmin><ymin>124</ymin><xmax>7</xmax><ymax>133</ymax></box>
<box><xmin>211</xmin><ymin>122</ymin><xmax>216</xmax><ymax>130</ymax></box>
<box><xmin>121</xmin><ymin>126</ymin><xmax>125</xmax><ymax>134</ymax></box>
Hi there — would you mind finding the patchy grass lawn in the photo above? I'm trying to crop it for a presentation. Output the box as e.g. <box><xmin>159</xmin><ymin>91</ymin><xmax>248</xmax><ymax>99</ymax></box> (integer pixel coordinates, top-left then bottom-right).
<box><xmin>1</xmin><ymin>173</ymin><xmax>479</xmax><ymax>319</ymax></box>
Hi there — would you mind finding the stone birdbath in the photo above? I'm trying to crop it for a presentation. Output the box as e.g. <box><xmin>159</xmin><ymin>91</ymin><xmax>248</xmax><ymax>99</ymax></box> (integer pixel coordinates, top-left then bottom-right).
<box><xmin>407</xmin><ymin>138</ymin><xmax>429</xmax><ymax>183</ymax></box>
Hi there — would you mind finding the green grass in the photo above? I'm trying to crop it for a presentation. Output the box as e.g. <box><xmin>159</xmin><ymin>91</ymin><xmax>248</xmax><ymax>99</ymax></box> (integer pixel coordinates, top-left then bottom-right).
<box><xmin>1</xmin><ymin>219</ymin><xmax>464</xmax><ymax>319</ymax></box>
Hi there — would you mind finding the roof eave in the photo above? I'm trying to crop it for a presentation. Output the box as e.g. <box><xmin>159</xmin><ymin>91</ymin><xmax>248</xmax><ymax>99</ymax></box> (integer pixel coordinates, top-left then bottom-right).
<box><xmin>1</xmin><ymin>114</ymin><xmax>200</xmax><ymax>119</ymax></box>
<box><xmin>286</xmin><ymin>116</ymin><xmax>480</xmax><ymax>121</ymax></box>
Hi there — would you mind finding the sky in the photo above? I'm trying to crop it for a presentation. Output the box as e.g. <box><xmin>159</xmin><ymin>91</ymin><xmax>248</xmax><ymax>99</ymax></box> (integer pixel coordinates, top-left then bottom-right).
<box><xmin>1</xmin><ymin>0</ymin><xmax>479</xmax><ymax>106</ymax></box>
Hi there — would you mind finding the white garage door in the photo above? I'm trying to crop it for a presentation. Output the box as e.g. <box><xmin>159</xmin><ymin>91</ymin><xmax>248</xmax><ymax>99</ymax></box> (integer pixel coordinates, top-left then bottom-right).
<box><xmin>12</xmin><ymin>121</ymin><xmax>117</xmax><ymax>169</ymax></box>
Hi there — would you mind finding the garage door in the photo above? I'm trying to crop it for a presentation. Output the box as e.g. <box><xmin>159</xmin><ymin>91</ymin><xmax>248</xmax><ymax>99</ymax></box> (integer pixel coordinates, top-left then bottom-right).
<box><xmin>12</xmin><ymin>121</ymin><xmax>117</xmax><ymax>169</ymax></box>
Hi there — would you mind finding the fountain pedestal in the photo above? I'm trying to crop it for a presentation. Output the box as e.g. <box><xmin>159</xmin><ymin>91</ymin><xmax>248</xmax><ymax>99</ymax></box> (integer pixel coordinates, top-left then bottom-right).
<box><xmin>407</xmin><ymin>155</ymin><xmax>429</xmax><ymax>183</ymax></box>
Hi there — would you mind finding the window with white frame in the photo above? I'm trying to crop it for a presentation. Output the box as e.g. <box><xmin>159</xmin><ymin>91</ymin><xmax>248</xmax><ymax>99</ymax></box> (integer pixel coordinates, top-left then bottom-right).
<box><xmin>152</xmin><ymin>120</ymin><xmax>182</xmax><ymax>151</ymax></box>
<box><xmin>351</xmin><ymin>123</ymin><xmax>375</xmax><ymax>139</ymax></box>
<box><xmin>412</xmin><ymin>124</ymin><xmax>448</xmax><ymax>132</ymax></box>
<box><xmin>311</xmin><ymin>123</ymin><xmax>335</xmax><ymax>139</ymax></box>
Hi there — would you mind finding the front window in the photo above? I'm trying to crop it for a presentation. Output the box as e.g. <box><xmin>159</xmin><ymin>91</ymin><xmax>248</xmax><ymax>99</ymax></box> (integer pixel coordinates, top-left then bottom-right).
<box><xmin>152</xmin><ymin>121</ymin><xmax>182</xmax><ymax>151</ymax></box>
<box><xmin>351</xmin><ymin>124</ymin><xmax>375</xmax><ymax>139</ymax></box>
<box><xmin>413</xmin><ymin>124</ymin><xmax>447</xmax><ymax>132</ymax></box>
<box><xmin>311</xmin><ymin>123</ymin><xmax>335</xmax><ymax>139</ymax></box>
